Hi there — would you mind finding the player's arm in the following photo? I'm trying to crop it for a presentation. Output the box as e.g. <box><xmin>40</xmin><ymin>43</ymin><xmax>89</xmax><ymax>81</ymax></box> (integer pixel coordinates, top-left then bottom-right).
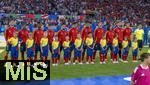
<box><xmin>40</xmin><ymin>39</ymin><xmax>43</xmax><ymax>53</ymax></box>
<box><xmin>94</xmin><ymin>29</ymin><xmax>97</xmax><ymax>42</ymax></box>
<box><xmin>4</xmin><ymin>29</ymin><xmax>7</xmax><ymax>41</ymax></box>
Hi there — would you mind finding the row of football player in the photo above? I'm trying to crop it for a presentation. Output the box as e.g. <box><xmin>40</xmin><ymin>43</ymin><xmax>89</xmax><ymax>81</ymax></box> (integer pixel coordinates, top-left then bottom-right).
<box><xmin>4</xmin><ymin>21</ymin><xmax>146</xmax><ymax>65</ymax></box>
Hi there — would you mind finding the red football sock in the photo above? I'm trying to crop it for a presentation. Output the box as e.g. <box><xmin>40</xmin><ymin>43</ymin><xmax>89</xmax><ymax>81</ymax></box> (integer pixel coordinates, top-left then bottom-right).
<box><xmin>73</xmin><ymin>57</ymin><xmax>77</xmax><ymax>63</ymax></box>
<box><xmin>113</xmin><ymin>55</ymin><xmax>117</xmax><ymax>61</ymax></box>
<box><xmin>93</xmin><ymin>51</ymin><xmax>96</xmax><ymax>60</ymax></box>
<box><xmin>78</xmin><ymin>57</ymin><xmax>81</xmax><ymax>63</ymax></box>
<box><xmin>86</xmin><ymin>56</ymin><xmax>89</xmax><ymax>62</ymax></box>
<box><xmin>110</xmin><ymin>52</ymin><xmax>113</xmax><ymax>59</ymax></box>
<box><xmin>4</xmin><ymin>55</ymin><xmax>8</xmax><ymax>60</ymax></box>
<box><xmin>54</xmin><ymin>58</ymin><xmax>57</xmax><ymax>64</ymax></box>
<box><xmin>122</xmin><ymin>55</ymin><xmax>125</xmax><ymax>61</ymax></box>
<box><xmin>82</xmin><ymin>52</ymin><xmax>85</xmax><ymax>61</ymax></box>
<box><xmin>90</xmin><ymin>57</ymin><xmax>93</xmax><ymax>63</ymax></box>
<box><xmin>21</xmin><ymin>52</ymin><xmax>24</xmax><ymax>60</ymax></box>
<box><xmin>125</xmin><ymin>55</ymin><xmax>128</xmax><ymax>61</ymax></box>
<box><xmin>104</xmin><ymin>55</ymin><xmax>107</xmax><ymax>61</ymax></box>
<box><xmin>52</xmin><ymin>58</ymin><xmax>54</xmax><ymax>64</ymax></box>
<box><xmin>34</xmin><ymin>54</ymin><xmax>37</xmax><ymax>61</ymax></box>
<box><xmin>100</xmin><ymin>53</ymin><xmax>103</xmax><ymax>62</ymax></box>
<box><xmin>45</xmin><ymin>57</ymin><xmax>47</xmax><ymax>61</ymax></box>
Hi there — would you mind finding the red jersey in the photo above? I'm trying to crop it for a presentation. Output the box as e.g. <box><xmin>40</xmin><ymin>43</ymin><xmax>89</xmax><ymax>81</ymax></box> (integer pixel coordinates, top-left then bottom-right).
<box><xmin>33</xmin><ymin>29</ymin><xmax>44</xmax><ymax>44</ymax></box>
<box><xmin>81</xmin><ymin>26</ymin><xmax>92</xmax><ymax>42</ymax></box>
<box><xmin>69</xmin><ymin>27</ymin><xmax>78</xmax><ymax>43</ymax></box>
<box><xmin>114</xmin><ymin>27</ymin><xmax>124</xmax><ymax>43</ymax></box>
<box><xmin>123</xmin><ymin>28</ymin><xmax>132</xmax><ymax>40</ymax></box>
<box><xmin>106</xmin><ymin>30</ymin><xmax>115</xmax><ymax>44</ymax></box>
<box><xmin>47</xmin><ymin>29</ymin><xmax>54</xmax><ymax>44</ymax></box>
<box><xmin>58</xmin><ymin>30</ymin><xmax>68</xmax><ymax>44</ymax></box>
<box><xmin>4</xmin><ymin>27</ymin><xmax>17</xmax><ymax>41</ymax></box>
<box><xmin>18</xmin><ymin>29</ymin><xmax>29</xmax><ymax>43</ymax></box>
<box><xmin>94</xmin><ymin>28</ymin><xmax>104</xmax><ymax>43</ymax></box>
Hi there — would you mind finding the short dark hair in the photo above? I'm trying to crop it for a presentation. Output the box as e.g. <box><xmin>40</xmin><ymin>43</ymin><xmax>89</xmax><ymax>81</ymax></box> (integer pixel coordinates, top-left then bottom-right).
<box><xmin>139</xmin><ymin>53</ymin><xmax>150</xmax><ymax>62</ymax></box>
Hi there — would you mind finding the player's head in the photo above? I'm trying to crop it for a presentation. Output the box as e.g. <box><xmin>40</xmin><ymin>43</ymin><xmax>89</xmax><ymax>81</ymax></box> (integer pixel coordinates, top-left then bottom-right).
<box><xmin>34</xmin><ymin>24</ymin><xmax>38</xmax><ymax>29</ymax></box>
<box><xmin>38</xmin><ymin>24</ymin><xmax>43</xmax><ymax>30</ymax></box>
<box><xmin>85</xmin><ymin>20</ymin><xmax>91</xmax><ymax>27</ymax></box>
<box><xmin>98</xmin><ymin>22</ymin><xmax>103</xmax><ymax>28</ymax></box>
<box><xmin>116</xmin><ymin>21</ymin><xmax>122</xmax><ymax>27</ymax></box>
<box><xmin>13</xmin><ymin>31</ymin><xmax>18</xmax><ymax>37</ymax></box>
<box><xmin>124</xmin><ymin>37</ymin><xmax>127</xmax><ymax>41</ymax></box>
<box><xmin>114</xmin><ymin>34</ymin><xmax>118</xmax><ymax>38</ymax></box>
<box><xmin>133</xmin><ymin>36</ymin><xmax>137</xmax><ymax>42</ymax></box>
<box><xmin>28</xmin><ymin>33</ymin><xmax>33</xmax><ymax>39</ymax></box>
<box><xmin>88</xmin><ymin>32</ymin><xmax>92</xmax><ymax>37</ymax></box>
<box><xmin>77</xmin><ymin>32</ymin><xmax>81</xmax><ymax>39</ymax></box>
<box><xmin>102</xmin><ymin>34</ymin><xmax>106</xmax><ymax>39</ymax></box>
<box><xmin>139</xmin><ymin>53</ymin><xmax>150</xmax><ymax>65</ymax></box>
<box><xmin>9</xmin><ymin>20</ymin><xmax>15</xmax><ymax>27</ymax></box>
<box><xmin>138</xmin><ymin>25</ymin><xmax>142</xmax><ymax>29</ymax></box>
<box><xmin>54</xmin><ymin>34</ymin><xmax>58</xmax><ymax>41</ymax></box>
<box><xmin>126</xmin><ymin>23</ymin><xmax>130</xmax><ymax>28</ymax></box>
<box><xmin>65</xmin><ymin>35</ymin><xmax>69</xmax><ymax>41</ymax></box>
<box><xmin>61</xmin><ymin>24</ymin><xmax>66</xmax><ymax>30</ymax></box>
<box><xmin>43</xmin><ymin>31</ymin><xmax>47</xmax><ymax>38</ymax></box>
<box><xmin>72</xmin><ymin>22</ymin><xmax>78</xmax><ymax>28</ymax></box>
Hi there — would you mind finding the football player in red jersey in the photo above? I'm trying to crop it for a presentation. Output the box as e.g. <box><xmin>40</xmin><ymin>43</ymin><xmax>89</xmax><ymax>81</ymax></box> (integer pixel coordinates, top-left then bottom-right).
<box><xmin>69</xmin><ymin>22</ymin><xmax>79</xmax><ymax>57</ymax></box>
<box><xmin>124</xmin><ymin>23</ymin><xmax>132</xmax><ymax>47</ymax></box>
<box><xmin>4</xmin><ymin>21</ymin><xmax>17</xmax><ymax>60</ymax></box>
<box><xmin>93</xmin><ymin>22</ymin><xmax>104</xmax><ymax>61</ymax></box>
<box><xmin>106</xmin><ymin>25</ymin><xmax>115</xmax><ymax>61</ymax></box>
<box><xmin>47</xmin><ymin>23</ymin><xmax>55</xmax><ymax>54</ymax></box>
<box><xmin>18</xmin><ymin>25</ymin><xmax>29</xmax><ymax>60</ymax></box>
<box><xmin>33</xmin><ymin>24</ymin><xmax>44</xmax><ymax>60</ymax></box>
<box><xmin>57</xmin><ymin>24</ymin><xmax>68</xmax><ymax>63</ymax></box>
<box><xmin>81</xmin><ymin>21</ymin><xmax>92</xmax><ymax>62</ymax></box>
<box><xmin>114</xmin><ymin>22</ymin><xmax>124</xmax><ymax>60</ymax></box>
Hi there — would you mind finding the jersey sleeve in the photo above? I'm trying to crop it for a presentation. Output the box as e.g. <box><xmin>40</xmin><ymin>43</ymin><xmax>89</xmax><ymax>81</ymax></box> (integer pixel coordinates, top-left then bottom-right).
<box><xmin>131</xmin><ymin>67</ymin><xmax>139</xmax><ymax>82</ymax></box>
